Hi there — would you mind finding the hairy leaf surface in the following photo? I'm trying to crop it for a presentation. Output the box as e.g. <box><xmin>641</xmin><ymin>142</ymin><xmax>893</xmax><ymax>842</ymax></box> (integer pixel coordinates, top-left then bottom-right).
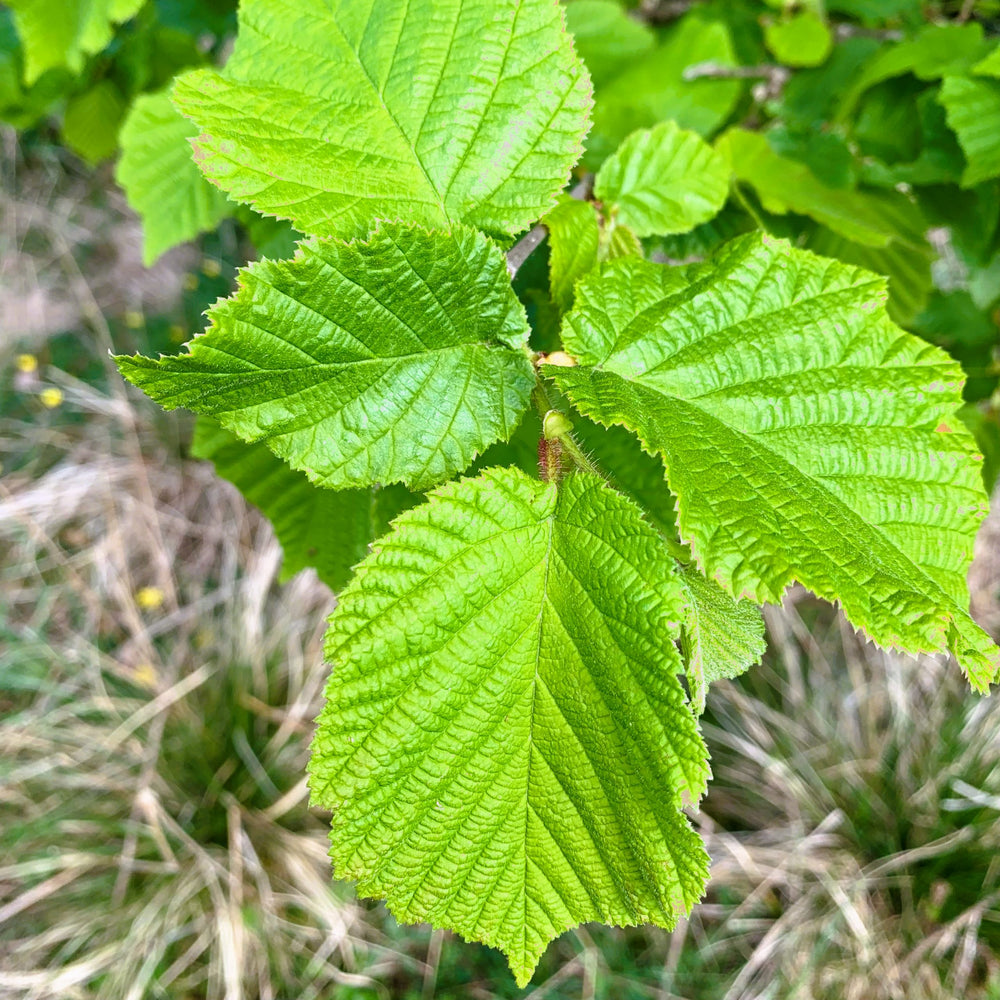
<box><xmin>309</xmin><ymin>468</ymin><xmax>710</xmax><ymax>986</ymax></box>
<box><xmin>974</xmin><ymin>46</ymin><xmax>1000</xmax><ymax>78</ymax></box>
<box><xmin>595</xmin><ymin>122</ymin><xmax>729</xmax><ymax>238</ymax></box>
<box><xmin>116</xmin><ymin>224</ymin><xmax>535</xmax><ymax>490</ymax></box>
<box><xmin>192</xmin><ymin>418</ymin><xmax>417</xmax><ymax>591</ymax></box>
<box><xmin>574</xmin><ymin>418</ymin><xmax>766</xmax><ymax>711</ymax></box>
<box><xmin>548</xmin><ymin>234</ymin><xmax>998</xmax><ymax>689</ymax></box>
<box><xmin>172</xmin><ymin>0</ymin><xmax>591</xmax><ymax>239</ymax></box>
<box><xmin>117</xmin><ymin>85</ymin><xmax>234</xmax><ymax>265</ymax></box>
<box><xmin>573</xmin><ymin>416</ymin><xmax>765</xmax><ymax>710</ymax></box>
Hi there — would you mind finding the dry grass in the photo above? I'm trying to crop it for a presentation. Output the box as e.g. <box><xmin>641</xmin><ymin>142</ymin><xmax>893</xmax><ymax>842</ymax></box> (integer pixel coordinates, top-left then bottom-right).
<box><xmin>4</xmin><ymin>369</ymin><xmax>998</xmax><ymax>1000</ymax></box>
<box><xmin>0</xmin><ymin>358</ymin><xmax>414</xmax><ymax>998</ymax></box>
<box><xmin>698</xmin><ymin>592</ymin><xmax>1000</xmax><ymax>1000</ymax></box>
<box><xmin>0</xmin><ymin>127</ymin><xmax>199</xmax><ymax>344</ymax></box>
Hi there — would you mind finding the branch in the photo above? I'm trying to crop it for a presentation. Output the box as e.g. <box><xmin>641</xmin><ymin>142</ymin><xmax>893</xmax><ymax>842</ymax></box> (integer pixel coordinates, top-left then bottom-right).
<box><xmin>682</xmin><ymin>62</ymin><xmax>789</xmax><ymax>83</ymax></box>
<box><xmin>506</xmin><ymin>174</ymin><xmax>594</xmax><ymax>280</ymax></box>
<box><xmin>833</xmin><ymin>23</ymin><xmax>904</xmax><ymax>41</ymax></box>
<box><xmin>635</xmin><ymin>0</ymin><xmax>693</xmax><ymax>24</ymax></box>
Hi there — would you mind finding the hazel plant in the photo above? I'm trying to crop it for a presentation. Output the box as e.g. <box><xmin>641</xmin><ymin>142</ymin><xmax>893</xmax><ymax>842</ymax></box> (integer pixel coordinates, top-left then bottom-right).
<box><xmin>114</xmin><ymin>0</ymin><xmax>999</xmax><ymax>985</ymax></box>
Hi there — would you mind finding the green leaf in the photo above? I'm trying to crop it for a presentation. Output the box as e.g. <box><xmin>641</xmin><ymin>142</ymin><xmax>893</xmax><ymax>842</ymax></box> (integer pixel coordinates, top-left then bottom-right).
<box><xmin>472</xmin><ymin>408</ymin><xmax>544</xmax><ymax>480</ymax></box>
<box><xmin>116</xmin><ymin>84</ymin><xmax>234</xmax><ymax>265</ymax></box>
<box><xmin>807</xmin><ymin>227</ymin><xmax>933</xmax><ymax>328</ymax></box>
<box><xmin>153</xmin><ymin>0</ymin><xmax>237</xmax><ymax>37</ymax></box>
<box><xmin>595</xmin><ymin>122</ymin><xmax>729</xmax><ymax>239</ymax></box>
<box><xmin>806</xmin><ymin>190</ymin><xmax>934</xmax><ymax>326</ymax></box>
<box><xmin>911</xmin><ymin>291</ymin><xmax>1000</xmax><ymax>404</ymax></box>
<box><xmin>574</xmin><ymin>415</ymin><xmax>679</xmax><ymax>537</ymax></box>
<box><xmin>547</xmin><ymin>233</ymin><xmax>998</xmax><ymax>691</ymax></box>
<box><xmin>172</xmin><ymin>0</ymin><xmax>592</xmax><ymax>239</ymax></box>
<box><xmin>826</xmin><ymin>0</ymin><xmax>922</xmax><ymax>23</ymax></box>
<box><xmin>837</xmin><ymin>22</ymin><xmax>992</xmax><ymax>121</ymax></box>
<box><xmin>588</xmin><ymin>12</ymin><xmax>742</xmax><ymax>166</ymax></box>
<box><xmin>680</xmin><ymin>567</ymin><xmax>765</xmax><ymax>715</ymax></box>
<box><xmin>572</xmin><ymin>412</ymin><xmax>765</xmax><ymax>714</ymax></box>
<box><xmin>112</xmin><ymin>19</ymin><xmax>207</xmax><ymax>96</ymax></box>
<box><xmin>564</xmin><ymin>0</ymin><xmax>655</xmax><ymax>89</ymax></box>
<box><xmin>646</xmin><ymin>203</ymin><xmax>756</xmax><ymax>263</ymax></box>
<box><xmin>968</xmin><ymin>250</ymin><xmax>1000</xmax><ymax>312</ymax></box>
<box><xmin>858</xmin><ymin>88</ymin><xmax>965</xmax><ymax>189</ymax></box>
<box><xmin>918</xmin><ymin>180</ymin><xmax>1000</xmax><ymax>269</ymax></box>
<box><xmin>116</xmin><ymin>224</ymin><xmax>535</xmax><ymax>491</ymax></box>
<box><xmin>237</xmin><ymin>208</ymin><xmax>301</xmax><ymax>262</ymax></box>
<box><xmin>601</xmin><ymin>220</ymin><xmax>643</xmax><ymax>261</ymax></box>
<box><xmin>7</xmin><ymin>0</ymin><xmax>144</xmax><ymax>84</ymax></box>
<box><xmin>851</xmin><ymin>77</ymin><xmax>923</xmax><ymax>167</ymax></box>
<box><xmin>717</xmin><ymin>128</ymin><xmax>907</xmax><ymax>248</ymax></box>
<box><xmin>973</xmin><ymin>45</ymin><xmax>1000</xmax><ymax>79</ymax></box>
<box><xmin>191</xmin><ymin>417</ymin><xmax>418</xmax><ymax>592</ymax></box>
<box><xmin>61</xmin><ymin>78</ymin><xmax>125</xmax><ymax>165</ymax></box>
<box><xmin>544</xmin><ymin>195</ymin><xmax>601</xmax><ymax>314</ymax></box>
<box><xmin>779</xmin><ymin>35</ymin><xmax>881</xmax><ymax>128</ymax></box>
<box><xmin>309</xmin><ymin>467</ymin><xmax>710</xmax><ymax>986</ymax></box>
<box><xmin>939</xmin><ymin>75</ymin><xmax>1000</xmax><ymax>188</ymax></box>
<box><xmin>763</xmin><ymin>11</ymin><xmax>833</xmax><ymax>69</ymax></box>
<box><xmin>766</xmin><ymin>126</ymin><xmax>858</xmax><ymax>190</ymax></box>
<box><xmin>0</xmin><ymin>11</ymin><xmax>24</xmax><ymax>114</ymax></box>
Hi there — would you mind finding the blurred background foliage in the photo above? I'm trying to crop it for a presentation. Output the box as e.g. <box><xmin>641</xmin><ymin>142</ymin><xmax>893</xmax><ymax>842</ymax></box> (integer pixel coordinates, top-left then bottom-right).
<box><xmin>1</xmin><ymin>0</ymin><xmax>1000</xmax><ymax>997</ymax></box>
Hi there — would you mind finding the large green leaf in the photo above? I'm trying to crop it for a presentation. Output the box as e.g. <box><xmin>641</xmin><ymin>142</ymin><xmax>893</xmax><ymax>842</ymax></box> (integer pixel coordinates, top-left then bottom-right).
<box><xmin>7</xmin><ymin>0</ymin><xmax>143</xmax><ymax>84</ymax></box>
<box><xmin>116</xmin><ymin>224</ymin><xmax>535</xmax><ymax>491</ymax></box>
<box><xmin>572</xmin><ymin>415</ymin><xmax>766</xmax><ymax>712</ymax></box>
<box><xmin>595</xmin><ymin>122</ymin><xmax>729</xmax><ymax>238</ymax></box>
<box><xmin>309</xmin><ymin>467</ymin><xmax>710</xmax><ymax>986</ymax></box>
<box><xmin>116</xmin><ymin>84</ymin><xmax>234</xmax><ymax>265</ymax></box>
<box><xmin>191</xmin><ymin>418</ymin><xmax>417</xmax><ymax>592</ymax></box>
<box><xmin>587</xmin><ymin>12</ymin><xmax>742</xmax><ymax>166</ymax></box>
<box><xmin>172</xmin><ymin>0</ymin><xmax>591</xmax><ymax>239</ymax></box>
<box><xmin>939</xmin><ymin>75</ymin><xmax>1000</xmax><ymax>188</ymax></box>
<box><xmin>547</xmin><ymin>234</ymin><xmax>998</xmax><ymax>690</ymax></box>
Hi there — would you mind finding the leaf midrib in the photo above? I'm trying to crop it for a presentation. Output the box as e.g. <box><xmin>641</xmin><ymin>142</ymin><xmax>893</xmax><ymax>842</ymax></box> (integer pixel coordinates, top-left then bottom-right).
<box><xmin>332</xmin><ymin>0</ymin><xmax>448</xmax><ymax>219</ymax></box>
<box><xmin>159</xmin><ymin>339</ymin><xmax>523</xmax><ymax>378</ymax></box>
